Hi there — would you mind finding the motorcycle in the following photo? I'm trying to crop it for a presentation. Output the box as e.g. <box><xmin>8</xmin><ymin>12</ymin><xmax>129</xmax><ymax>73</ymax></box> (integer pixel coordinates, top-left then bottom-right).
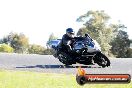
<box><xmin>51</xmin><ymin>34</ymin><xmax>110</xmax><ymax>67</ymax></box>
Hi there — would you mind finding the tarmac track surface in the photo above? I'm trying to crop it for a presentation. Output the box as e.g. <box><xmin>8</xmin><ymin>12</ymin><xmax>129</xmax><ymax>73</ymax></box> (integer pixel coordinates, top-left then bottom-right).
<box><xmin>0</xmin><ymin>53</ymin><xmax>132</xmax><ymax>76</ymax></box>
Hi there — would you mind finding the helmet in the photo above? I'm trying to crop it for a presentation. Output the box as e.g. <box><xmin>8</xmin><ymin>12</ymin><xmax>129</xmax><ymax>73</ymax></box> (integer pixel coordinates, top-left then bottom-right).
<box><xmin>66</xmin><ymin>28</ymin><xmax>74</xmax><ymax>34</ymax></box>
<box><xmin>66</xmin><ymin>28</ymin><xmax>75</xmax><ymax>38</ymax></box>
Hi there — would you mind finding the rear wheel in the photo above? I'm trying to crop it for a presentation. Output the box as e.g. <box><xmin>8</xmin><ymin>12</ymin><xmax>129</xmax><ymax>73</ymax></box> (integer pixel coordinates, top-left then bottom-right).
<box><xmin>58</xmin><ymin>52</ymin><xmax>74</xmax><ymax>65</ymax></box>
<box><xmin>95</xmin><ymin>53</ymin><xmax>110</xmax><ymax>67</ymax></box>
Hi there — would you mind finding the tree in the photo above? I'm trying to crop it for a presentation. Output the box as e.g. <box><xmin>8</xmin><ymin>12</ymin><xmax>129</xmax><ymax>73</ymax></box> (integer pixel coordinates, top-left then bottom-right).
<box><xmin>126</xmin><ymin>48</ymin><xmax>132</xmax><ymax>58</ymax></box>
<box><xmin>48</xmin><ymin>33</ymin><xmax>58</xmax><ymax>41</ymax></box>
<box><xmin>0</xmin><ymin>44</ymin><xmax>14</xmax><ymax>53</ymax></box>
<box><xmin>44</xmin><ymin>33</ymin><xmax>58</xmax><ymax>55</ymax></box>
<box><xmin>77</xmin><ymin>27</ymin><xmax>88</xmax><ymax>36</ymax></box>
<box><xmin>110</xmin><ymin>30</ymin><xmax>131</xmax><ymax>57</ymax></box>
<box><xmin>76</xmin><ymin>10</ymin><xmax>122</xmax><ymax>55</ymax></box>
<box><xmin>43</xmin><ymin>49</ymin><xmax>54</xmax><ymax>55</ymax></box>
<box><xmin>28</xmin><ymin>44</ymin><xmax>45</xmax><ymax>54</ymax></box>
<box><xmin>46</xmin><ymin>33</ymin><xmax>58</xmax><ymax>48</ymax></box>
<box><xmin>1</xmin><ymin>32</ymin><xmax>29</xmax><ymax>53</ymax></box>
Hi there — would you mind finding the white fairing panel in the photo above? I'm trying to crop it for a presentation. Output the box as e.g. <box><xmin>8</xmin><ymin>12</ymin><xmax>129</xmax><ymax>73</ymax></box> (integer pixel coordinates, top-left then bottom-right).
<box><xmin>93</xmin><ymin>40</ymin><xmax>101</xmax><ymax>51</ymax></box>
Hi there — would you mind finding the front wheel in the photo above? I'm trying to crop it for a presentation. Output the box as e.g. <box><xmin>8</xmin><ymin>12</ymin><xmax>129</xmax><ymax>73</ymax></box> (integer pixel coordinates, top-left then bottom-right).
<box><xmin>94</xmin><ymin>53</ymin><xmax>110</xmax><ymax>68</ymax></box>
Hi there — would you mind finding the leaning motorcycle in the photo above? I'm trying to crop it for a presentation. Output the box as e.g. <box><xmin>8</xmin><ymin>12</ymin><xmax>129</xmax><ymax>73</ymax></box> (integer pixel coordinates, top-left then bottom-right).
<box><xmin>51</xmin><ymin>34</ymin><xmax>110</xmax><ymax>68</ymax></box>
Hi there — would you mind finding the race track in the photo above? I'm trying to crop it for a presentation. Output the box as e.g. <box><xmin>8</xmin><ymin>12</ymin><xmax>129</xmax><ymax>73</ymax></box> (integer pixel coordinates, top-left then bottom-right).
<box><xmin>0</xmin><ymin>53</ymin><xmax>132</xmax><ymax>76</ymax></box>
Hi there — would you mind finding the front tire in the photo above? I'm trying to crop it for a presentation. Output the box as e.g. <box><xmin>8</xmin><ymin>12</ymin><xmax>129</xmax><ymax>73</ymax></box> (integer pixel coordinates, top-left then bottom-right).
<box><xmin>95</xmin><ymin>53</ymin><xmax>110</xmax><ymax>67</ymax></box>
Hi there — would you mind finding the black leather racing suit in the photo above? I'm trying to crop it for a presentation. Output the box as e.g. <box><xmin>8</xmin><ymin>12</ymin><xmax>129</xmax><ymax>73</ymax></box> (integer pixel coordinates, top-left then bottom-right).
<box><xmin>58</xmin><ymin>34</ymin><xmax>74</xmax><ymax>53</ymax></box>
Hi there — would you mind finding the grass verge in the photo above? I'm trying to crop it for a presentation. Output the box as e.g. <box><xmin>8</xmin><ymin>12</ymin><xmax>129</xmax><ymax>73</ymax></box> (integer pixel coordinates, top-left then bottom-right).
<box><xmin>0</xmin><ymin>70</ymin><xmax>131</xmax><ymax>88</ymax></box>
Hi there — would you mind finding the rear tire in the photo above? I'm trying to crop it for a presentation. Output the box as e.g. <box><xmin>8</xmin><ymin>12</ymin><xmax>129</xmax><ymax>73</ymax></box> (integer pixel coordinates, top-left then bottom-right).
<box><xmin>58</xmin><ymin>52</ymin><xmax>74</xmax><ymax>65</ymax></box>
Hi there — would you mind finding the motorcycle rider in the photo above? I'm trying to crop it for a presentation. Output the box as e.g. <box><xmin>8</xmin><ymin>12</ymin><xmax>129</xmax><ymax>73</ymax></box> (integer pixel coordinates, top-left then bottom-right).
<box><xmin>53</xmin><ymin>28</ymin><xmax>75</xmax><ymax>59</ymax></box>
<box><xmin>59</xmin><ymin>28</ymin><xmax>75</xmax><ymax>53</ymax></box>
<box><xmin>52</xmin><ymin>28</ymin><xmax>75</xmax><ymax>64</ymax></box>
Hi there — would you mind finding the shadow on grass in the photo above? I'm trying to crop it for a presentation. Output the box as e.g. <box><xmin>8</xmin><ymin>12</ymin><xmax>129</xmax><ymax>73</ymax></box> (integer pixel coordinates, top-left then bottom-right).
<box><xmin>16</xmin><ymin>65</ymin><xmax>101</xmax><ymax>69</ymax></box>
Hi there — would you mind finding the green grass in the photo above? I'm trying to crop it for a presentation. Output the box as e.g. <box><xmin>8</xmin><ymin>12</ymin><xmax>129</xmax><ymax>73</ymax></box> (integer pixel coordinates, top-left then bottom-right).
<box><xmin>0</xmin><ymin>70</ymin><xmax>131</xmax><ymax>88</ymax></box>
